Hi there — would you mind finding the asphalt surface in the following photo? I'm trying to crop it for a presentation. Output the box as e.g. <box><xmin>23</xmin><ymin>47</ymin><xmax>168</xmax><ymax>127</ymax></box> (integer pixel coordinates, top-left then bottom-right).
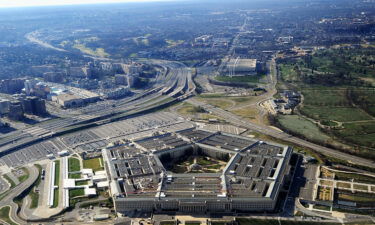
<box><xmin>0</xmin><ymin>165</ymin><xmax>39</xmax><ymax>225</ymax></box>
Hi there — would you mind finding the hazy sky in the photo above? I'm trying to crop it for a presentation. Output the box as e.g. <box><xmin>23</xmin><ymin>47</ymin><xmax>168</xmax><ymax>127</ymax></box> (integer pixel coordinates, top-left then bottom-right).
<box><xmin>0</xmin><ymin>0</ymin><xmax>172</xmax><ymax>8</ymax></box>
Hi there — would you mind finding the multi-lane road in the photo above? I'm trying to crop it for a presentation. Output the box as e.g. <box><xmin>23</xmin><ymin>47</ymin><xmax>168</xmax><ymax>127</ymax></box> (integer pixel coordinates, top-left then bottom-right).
<box><xmin>0</xmin><ymin>60</ymin><xmax>194</xmax><ymax>159</ymax></box>
<box><xmin>0</xmin><ymin>165</ymin><xmax>39</xmax><ymax>225</ymax></box>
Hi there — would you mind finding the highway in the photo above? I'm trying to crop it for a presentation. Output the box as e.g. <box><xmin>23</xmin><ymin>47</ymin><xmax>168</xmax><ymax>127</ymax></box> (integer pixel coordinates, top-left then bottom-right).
<box><xmin>186</xmin><ymin>98</ymin><xmax>375</xmax><ymax>169</ymax></box>
<box><xmin>0</xmin><ymin>60</ymin><xmax>193</xmax><ymax>162</ymax></box>
<box><xmin>0</xmin><ymin>165</ymin><xmax>39</xmax><ymax>225</ymax></box>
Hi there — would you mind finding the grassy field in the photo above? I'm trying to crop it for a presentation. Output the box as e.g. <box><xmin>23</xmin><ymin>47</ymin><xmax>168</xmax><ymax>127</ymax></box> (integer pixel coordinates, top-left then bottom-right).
<box><xmin>196</xmin><ymin>94</ymin><xmax>257</xmax><ymax>111</ymax></box>
<box><xmin>313</xmin><ymin>204</ymin><xmax>331</xmax><ymax>211</ymax></box>
<box><xmin>69</xmin><ymin>188</ymin><xmax>85</xmax><ymax>198</ymax></box>
<box><xmin>338</xmin><ymin>193</ymin><xmax>375</xmax><ymax>203</ymax></box>
<box><xmin>18</xmin><ymin>168</ymin><xmax>30</xmax><ymax>183</ymax></box>
<box><xmin>29</xmin><ymin>164</ymin><xmax>42</xmax><ymax>209</ymax></box>
<box><xmin>52</xmin><ymin>160</ymin><xmax>60</xmax><ymax>208</ymax></box>
<box><xmin>76</xmin><ymin>180</ymin><xmax>88</xmax><ymax>186</ymax></box>
<box><xmin>185</xmin><ymin>222</ymin><xmax>200</xmax><ymax>225</ymax></box>
<box><xmin>68</xmin><ymin>157</ymin><xmax>81</xmax><ymax>172</ymax></box>
<box><xmin>52</xmin><ymin>188</ymin><xmax>59</xmax><ymax>208</ymax></box>
<box><xmin>302</xmin><ymin>89</ymin><xmax>351</xmax><ymax>106</ymax></box>
<box><xmin>231</xmin><ymin>107</ymin><xmax>259</xmax><ymax>122</ymax></box>
<box><xmin>3</xmin><ymin>174</ymin><xmax>16</xmax><ymax>188</ymax></box>
<box><xmin>73</xmin><ymin>43</ymin><xmax>109</xmax><ymax>58</ymax></box>
<box><xmin>165</xmin><ymin>39</ymin><xmax>184</xmax><ymax>48</ymax></box>
<box><xmin>215</xmin><ymin>75</ymin><xmax>261</xmax><ymax>83</ymax></box>
<box><xmin>54</xmin><ymin>160</ymin><xmax>60</xmax><ymax>186</ymax></box>
<box><xmin>0</xmin><ymin>206</ymin><xmax>17</xmax><ymax>225</ymax></box>
<box><xmin>333</xmin><ymin>122</ymin><xmax>375</xmax><ymax>148</ymax></box>
<box><xmin>337</xmin><ymin>182</ymin><xmax>351</xmax><ymax>189</ymax></box>
<box><xmin>276</xmin><ymin>46</ymin><xmax>375</xmax><ymax>153</ymax></box>
<box><xmin>300</xmin><ymin>106</ymin><xmax>372</xmax><ymax>122</ymax></box>
<box><xmin>236</xmin><ymin>218</ymin><xmax>344</xmax><ymax>225</ymax></box>
<box><xmin>335</xmin><ymin>172</ymin><xmax>375</xmax><ymax>184</ymax></box>
<box><xmin>177</xmin><ymin>102</ymin><xmax>206</xmax><ymax>115</ymax></box>
<box><xmin>279</xmin><ymin>64</ymin><xmax>299</xmax><ymax>82</ymax></box>
<box><xmin>83</xmin><ymin>157</ymin><xmax>104</xmax><ymax>172</ymax></box>
<box><xmin>299</xmin><ymin>88</ymin><xmax>375</xmax><ymax>149</ymax></box>
<box><xmin>277</xmin><ymin>115</ymin><xmax>331</xmax><ymax>143</ymax></box>
<box><xmin>69</xmin><ymin>173</ymin><xmax>81</xmax><ymax>179</ymax></box>
<box><xmin>353</xmin><ymin>184</ymin><xmax>369</xmax><ymax>191</ymax></box>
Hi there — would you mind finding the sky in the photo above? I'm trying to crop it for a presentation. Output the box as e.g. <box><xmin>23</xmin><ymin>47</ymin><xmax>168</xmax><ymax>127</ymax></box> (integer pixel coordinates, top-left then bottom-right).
<box><xmin>0</xmin><ymin>0</ymin><xmax>173</xmax><ymax>8</ymax></box>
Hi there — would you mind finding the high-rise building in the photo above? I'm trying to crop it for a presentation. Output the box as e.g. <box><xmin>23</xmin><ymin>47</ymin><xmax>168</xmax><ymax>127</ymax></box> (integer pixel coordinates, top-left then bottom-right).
<box><xmin>0</xmin><ymin>99</ymin><xmax>10</xmax><ymax>115</ymax></box>
<box><xmin>114</xmin><ymin>74</ymin><xmax>127</xmax><ymax>85</ymax></box>
<box><xmin>8</xmin><ymin>101</ymin><xmax>24</xmax><ymax>121</ymax></box>
<box><xmin>0</xmin><ymin>79</ymin><xmax>25</xmax><ymax>94</ymax></box>
<box><xmin>19</xmin><ymin>96</ymin><xmax>47</xmax><ymax>116</ymax></box>
<box><xmin>43</xmin><ymin>72</ymin><xmax>64</xmax><ymax>83</ymax></box>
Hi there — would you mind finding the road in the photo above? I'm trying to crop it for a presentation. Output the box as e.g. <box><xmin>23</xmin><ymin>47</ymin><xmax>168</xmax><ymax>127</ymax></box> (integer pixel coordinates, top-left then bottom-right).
<box><xmin>187</xmin><ymin>98</ymin><xmax>375</xmax><ymax>168</ymax></box>
<box><xmin>0</xmin><ymin>165</ymin><xmax>39</xmax><ymax>225</ymax></box>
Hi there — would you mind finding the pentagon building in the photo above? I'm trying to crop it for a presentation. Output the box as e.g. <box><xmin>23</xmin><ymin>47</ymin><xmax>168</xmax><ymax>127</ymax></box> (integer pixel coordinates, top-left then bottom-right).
<box><xmin>102</xmin><ymin>128</ymin><xmax>293</xmax><ymax>214</ymax></box>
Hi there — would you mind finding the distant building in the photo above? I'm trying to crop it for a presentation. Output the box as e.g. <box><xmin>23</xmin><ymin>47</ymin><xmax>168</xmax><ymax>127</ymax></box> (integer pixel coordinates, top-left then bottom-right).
<box><xmin>20</xmin><ymin>96</ymin><xmax>47</xmax><ymax>116</ymax></box>
<box><xmin>69</xmin><ymin>67</ymin><xmax>86</xmax><ymax>78</ymax></box>
<box><xmin>30</xmin><ymin>65</ymin><xmax>56</xmax><ymax>75</ymax></box>
<box><xmin>127</xmin><ymin>74</ymin><xmax>136</xmax><ymax>87</ymax></box>
<box><xmin>102</xmin><ymin>87</ymin><xmax>130</xmax><ymax>99</ymax></box>
<box><xmin>33</xmin><ymin>83</ymin><xmax>51</xmax><ymax>99</ymax></box>
<box><xmin>225</xmin><ymin>59</ymin><xmax>257</xmax><ymax>75</ymax></box>
<box><xmin>54</xmin><ymin>94</ymin><xmax>84</xmax><ymax>108</ymax></box>
<box><xmin>195</xmin><ymin>35</ymin><xmax>212</xmax><ymax>43</ymax></box>
<box><xmin>114</xmin><ymin>74</ymin><xmax>127</xmax><ymax>85</ymax></box>
<box><xmin>0</xmin><ymin>99</ymin><xmax>10</xmax><ymax>114</ymax></box>
<box><xmin>24</xmin><ymin>79</ymin><xmax>38</xmax><ymax>96</ymax></box>
<box><xmin>0</xmin><ymin>79</ymin><xmax>25</xmax><ymax>94</ymax></box>
<box><xmin>8</xmin><ymin>101</ymin><xmax>24</xmax><ymax>121</ymax></box>
<box><xmin>43</xmin><ymin>72</ymin><xmax>64</xmax><ymax>83</ymax></box>
<box><xmin>122</xmin><ymin>63</ymin><xmax>142</xmax><ymax>75</ymax></box>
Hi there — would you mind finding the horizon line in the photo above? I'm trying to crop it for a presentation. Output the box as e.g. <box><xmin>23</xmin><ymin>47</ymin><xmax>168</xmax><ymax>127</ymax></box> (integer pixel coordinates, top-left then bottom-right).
<box><xmin>0</xmin><ymin>0</ymin><xmax>178</xmax><ymax>9</ymax></box>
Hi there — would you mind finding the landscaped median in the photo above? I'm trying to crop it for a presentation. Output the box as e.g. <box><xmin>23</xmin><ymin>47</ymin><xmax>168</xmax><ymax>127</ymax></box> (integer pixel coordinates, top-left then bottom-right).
<box><xmin>52</xmin><ymin>160</ymin><xmax>60</xmax><ymax>208</ymax></box>
<box><xmin>0</xmin><ymin>206</ymin><xmax>18</xmax><ymax>225</ymax></box>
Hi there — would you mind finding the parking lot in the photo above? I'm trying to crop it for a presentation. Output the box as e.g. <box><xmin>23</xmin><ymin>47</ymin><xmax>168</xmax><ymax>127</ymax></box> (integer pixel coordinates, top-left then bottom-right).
<box><xmin>0</xmin><ymin>112</ymin><xmax>194</xmax><ymax>168</ymax></box>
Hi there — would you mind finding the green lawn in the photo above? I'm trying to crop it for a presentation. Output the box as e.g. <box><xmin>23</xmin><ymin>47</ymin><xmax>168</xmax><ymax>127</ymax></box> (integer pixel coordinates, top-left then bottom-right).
<box><xmin>277</xmin><ymin>115</ymin><xmax>331</xmax><ymax>143</ymax></box>
<box><xmin>69</xmin><ymin>173</ymin><xmax>81</xmax><ymax>179</ymax></box>
<box><xmin>335</xmin><ymin>172</ymin><xmax>375</xmax><ymax>184</ymax></box>
<box><xmin>29</xmin><ymin>164</ymin><xmax>42</xmax><ymax>209</ymax></box>
<box><xmin>333</xmin><ymin>122</ymin><xmax>375</xmax><ymax>146</ymax></box>
<box><xmin>3</xmin><ymin>174</ymin><xmax>16</xmax><ymax>188</ymax></box>
<box><xmin>0</xmin><ymin>206</ymin><xmax>18</xmax><ymax>225</ymax></box>
<box><xmin>83</xmin><ymin>157</ymin><xmax>104</xmax><ymax>172</ymax></box>
<box><xmin>300</xmin><ymin>106</ymin><xmax>372</xmax><ymax>122</ymax></box>
<box><xmin>52</xmin><ymin>188</ymin><xmax>59</xmax><ymax>208</ymax></box>
<box><xmin>75</xmin><ymin>180</ymin><xmax>88</xmax><ymax>186</ymax></box>
<box><xmin>279</xmin><ymin>64</ymin><xmax>299</xmax><ymax>82</ymax></box>
<box><xmin>17</xmin><ymin>168</ymin><xmax>30</xmax><ymax>183</ymax></box>
<box><xmin>54</xmin><ymin>160</ymin><xmax>60</xmax><ymax>186</ymax></box>
<box><xmin>68</xmin><ymin>157</ymin><xmax>81</xmax><ymax>172</ymax></box>
<box><xmin>236</xmin><ymin>218</ymin><xmax>344</xmax><ymax>225</ymax></box>
<box><xmin>338</xmin><ymin>193</ymin><xmax>375</xmax><ymax>203</ymax></box>
<box><xmin>302</xmin><ymin>89</ymin><xmax>351</xmax><ymax>106</ymax></box>
<box><xmin>51</xmin><ymin>160</ymin><xmax>61</xmax><ymax>208</ymax></box>
<box><xmin>69</xmin><ymin>188</ymin><xmax>85</xmax><ymax>198</ymax></box>
<box><xmin>215</xmin><ymin>75</ymin><xmax>262</xmax><ymax>83</ymax></box>
<box><xmin>177</xmin><ymin>102</ymin><xmax>206</xmax><ymax>115</ymax></box>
